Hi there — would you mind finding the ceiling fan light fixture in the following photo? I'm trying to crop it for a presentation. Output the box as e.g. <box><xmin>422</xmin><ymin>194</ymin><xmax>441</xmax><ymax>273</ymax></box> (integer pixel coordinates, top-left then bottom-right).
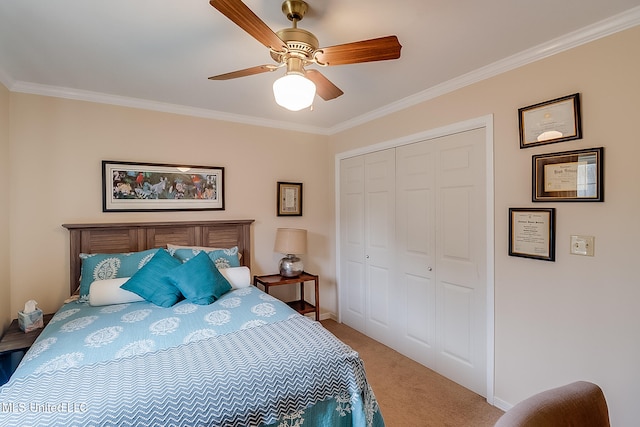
<box><xmin>209</xmin><ymin>0</ymin><xmax>402</xmax><ymax>108</ymax></box>
<box><xmin>273</xmin><ymin>73</ymin><xmax>316</xmax><ymax>111</ymax></box>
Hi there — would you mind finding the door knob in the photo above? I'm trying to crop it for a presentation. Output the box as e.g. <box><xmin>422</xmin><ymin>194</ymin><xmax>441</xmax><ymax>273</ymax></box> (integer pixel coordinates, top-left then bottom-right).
<box><xmin>427</xmin><ymin>266</ymin><xmax>432</xmax><ymax>271</ymax></box>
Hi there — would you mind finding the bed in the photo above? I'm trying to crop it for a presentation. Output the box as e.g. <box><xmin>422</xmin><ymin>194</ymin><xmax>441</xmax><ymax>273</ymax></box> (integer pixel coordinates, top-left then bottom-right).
<box><xmin>0</xmin><ymin>220</ymin><xmax>384</xmax><ymax>426</ymax></box>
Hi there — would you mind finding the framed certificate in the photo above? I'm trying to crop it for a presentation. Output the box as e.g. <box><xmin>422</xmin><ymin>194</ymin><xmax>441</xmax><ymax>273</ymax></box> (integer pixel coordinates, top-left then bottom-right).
<box><xmin>519</xmin><ymin>93</ymin><xmax>582</xmax><ymax>148</ymax></box>
<box><xmin>532</xmin><ymin>147</ymin><xmax>603</xmax><ymax>202</ymax></box>
<box><xmin>509</xmin><ymin>208</ymin><xmax>556</xmax><ymax>261</ymax></box>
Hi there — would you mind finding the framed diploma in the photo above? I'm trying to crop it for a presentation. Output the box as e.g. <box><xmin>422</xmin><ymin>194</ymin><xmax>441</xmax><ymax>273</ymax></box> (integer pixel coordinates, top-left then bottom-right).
<box><xmin>277</xmin><ymin>181</ymin><xmax>303</xmax><ymax>216</ymax></box>
<box><xmin>518</xmin><ymin>93</ymin><xmax>582</xmax><ymax>148</ymax></box>
<box><xmin>509</xmin><ymin>208</ymin><xmax>556</xmax><ymax>261</ymax></box>
<box><xmin>532</xmin><ymin>147</ymin><xmax>603</xmax><ymax>202</ymax></box>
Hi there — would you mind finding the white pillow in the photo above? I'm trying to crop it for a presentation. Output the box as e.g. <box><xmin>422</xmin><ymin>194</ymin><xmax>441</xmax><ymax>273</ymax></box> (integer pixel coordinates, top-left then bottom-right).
<box><xmin>166</xmin><ymin>244</ymin><xmax>242</xmax><ymax>261</ymax></box>
<box><xmin>88</xmin><ymin>277</ymin><xmax>145</xmax><ymax>306</ymax></box>
<box><xmin>219</xmin><ymin>266</ymin><xmax>251</xmax><ymax>289</ymax></box>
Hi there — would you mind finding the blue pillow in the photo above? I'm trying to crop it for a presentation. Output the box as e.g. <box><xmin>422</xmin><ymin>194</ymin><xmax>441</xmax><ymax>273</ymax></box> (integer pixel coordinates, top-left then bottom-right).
<box><xmin>78</xmin><ymin>248</ymin><xmax>160</xmax><ymax>298</ymax></box>
<box><xmin>165</xmin><ymin>252</ymin><xmax>231</xmax><ymax>305</ymax></box>
<box><xmin>120</xmin><ymin>249</ymin><xmax>183</xmax><ymax>307</ymax></box>
<box><xmin>169</xmin><ymin>246</ymin><xmax>240</xmax><ymax>269</ymax></box>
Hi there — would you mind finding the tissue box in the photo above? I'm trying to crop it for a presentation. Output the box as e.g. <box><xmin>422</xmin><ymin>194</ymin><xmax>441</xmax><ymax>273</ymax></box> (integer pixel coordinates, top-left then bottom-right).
<box><xmin>18</xmin><ymin>308</ymin><xmax>44</xmax><ymax>333</ymax></box>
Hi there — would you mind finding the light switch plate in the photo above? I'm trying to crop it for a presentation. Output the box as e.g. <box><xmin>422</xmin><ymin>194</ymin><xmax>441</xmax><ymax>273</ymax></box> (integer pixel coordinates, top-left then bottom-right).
<box><xmin>570</xmin><ymin>235</ymin><xmax>595</xmax><ymax>256</ymax></box>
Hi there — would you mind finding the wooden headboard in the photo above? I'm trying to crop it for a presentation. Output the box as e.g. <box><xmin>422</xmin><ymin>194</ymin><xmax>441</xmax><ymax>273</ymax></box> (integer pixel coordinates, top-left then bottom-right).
<box><xmin>62</xmin><ymin>220</ymin><xmax>254</xmax><ymax>296</ymax></box>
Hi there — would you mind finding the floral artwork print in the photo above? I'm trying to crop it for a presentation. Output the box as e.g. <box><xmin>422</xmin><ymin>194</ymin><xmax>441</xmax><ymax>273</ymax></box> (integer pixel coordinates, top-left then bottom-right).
<box><xmin>102</xmin><ymin>161</ymin><xmax>225</xmax><ymax>211</ymax></box>
<box><xmin>111</xmin><ymin>169</ymin><xmax>218</xmax><ymax>200</ymax></box>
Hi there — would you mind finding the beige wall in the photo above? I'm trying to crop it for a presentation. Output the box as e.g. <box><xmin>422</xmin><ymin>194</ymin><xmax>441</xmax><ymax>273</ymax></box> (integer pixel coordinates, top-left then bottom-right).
<box><xmin>0</xmin><ymin>82</ymin><xmax>9</xmax><ymax>330</ymax></box>
<box><xmin>329</xmin><ymin>26</ymin><xmax>640</xmax><ymax>426</ymax></box>
<box><xmin>7</xmin><ymin>95</ymin><xmax>336</xmax><ymax>319</ymax></box>
<box><xmin>3</xmin><ymin>24</ymin><xmax>639</xmax><ymax>425</ymax></box>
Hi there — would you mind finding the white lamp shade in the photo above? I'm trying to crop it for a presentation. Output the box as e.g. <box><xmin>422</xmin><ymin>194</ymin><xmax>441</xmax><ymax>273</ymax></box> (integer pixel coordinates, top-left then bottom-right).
<box><xmin>274</xmin><ymin>228</ymin><xmax>307</xmax><ymax>254</ymax></box>
<box><xmin>273</xmin><ymin>74</ymin><xmax>316</xmax><ymax>111</ymax></box>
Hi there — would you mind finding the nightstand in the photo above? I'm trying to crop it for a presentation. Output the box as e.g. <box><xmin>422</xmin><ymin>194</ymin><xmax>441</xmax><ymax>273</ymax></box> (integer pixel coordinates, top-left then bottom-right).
<box><xmin>254</xmin><ymin>272</ymin><xmax>319</xmax><ymax>320</ymax></box>
<box><xmin>0</xmin><ymin>313</ymin><xmax>54</xmax><ymax>384</ymax></box>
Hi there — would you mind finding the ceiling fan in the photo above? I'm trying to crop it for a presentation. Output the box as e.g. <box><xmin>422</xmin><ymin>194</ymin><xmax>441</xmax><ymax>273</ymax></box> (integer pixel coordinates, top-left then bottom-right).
<box><xmin>208</xmin><ymin>0</ymin><xmax>402</xmax><ymax>111</ymax></box>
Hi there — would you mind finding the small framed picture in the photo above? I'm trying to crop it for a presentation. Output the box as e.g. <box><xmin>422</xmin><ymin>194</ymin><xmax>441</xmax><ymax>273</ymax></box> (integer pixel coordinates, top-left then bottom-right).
<box><xmin>519</xmin><ymin>93</ymin><xmax>582</xmax><ymax>148</ymax></box>
<box><xmin>509</xmin><ymin>208</ymin><xmax>556</xmax><ymax>261</ymax></box>
<box><xmin>532</xmin><ymin>147</ymin><xmax>603</xmax><ymax>202</ymax></box>
<box><xmin>277</xmin><ymin>182</ymin><xmax>303</xmax><ymax>216</ymax></box>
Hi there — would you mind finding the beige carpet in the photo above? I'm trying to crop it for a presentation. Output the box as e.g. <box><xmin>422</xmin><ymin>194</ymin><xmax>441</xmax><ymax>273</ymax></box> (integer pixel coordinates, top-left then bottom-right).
<box><xmin>321</xmin><ymin>319</ymin><xmax>504</xmax><ymax>427</ymax></box>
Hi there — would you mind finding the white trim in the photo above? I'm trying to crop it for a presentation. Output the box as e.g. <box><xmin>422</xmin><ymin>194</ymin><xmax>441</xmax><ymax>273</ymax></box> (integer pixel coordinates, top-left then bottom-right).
<box><xmin>336</xmin><ymin>115</ymin><xmax>491</xmax><ymax>160</ymax></box>
<box><xmin>334</xmin><ymin>155</ymin><xmax>343</xmax><ymax>324</ymax></box>
<box><xmin>0</xmin><ymin>67</ymin><xmax>13</xmax><ymax>90</ymax></box>
<box><xmin>493</xmin><ymin>397</ymin><xmax>514</xmax><ymax>412</ymax></box>
<box><xmin>1</xmin><ymin>7</ymin><xmax>638</xmax><ymax>135</ymax></box>
<box><xmin>319</xmin><ymin>312</ymin><xmax>338</xmax><ymax>322</ymax></box>
<box><xmin>327</xmin><ymin>6</ymin><xmax>640</xmax><ymax>135</ymax></box>
<box><xmin>334</xmin><ymin>114</ymin><xmax>496</xmax><ymax>404</ymax></box>
<box><xmin>8</xmin><ymin>81</ymin><xmax>330</xmax><ymax>136</ymax></box>
<box><xmin>485</xmin><ymin>116</ymin><xmax>496</xmax><ymax>406</ymax></box>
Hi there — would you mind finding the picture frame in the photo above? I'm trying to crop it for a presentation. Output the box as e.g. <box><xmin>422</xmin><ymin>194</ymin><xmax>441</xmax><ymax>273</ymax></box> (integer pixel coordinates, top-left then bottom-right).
<box><xmin>102</xmin><ymin>160</ymin><xmax>224</xmax><ymax>212</ymax></box>
<box><xmin>532</xmin><ymin>147</ymin><xmax>603</xmax><ymax>202</ymax></box>
<box><xmin>518</xmin><ymin>93</ymin><xmax>582</xmax><ymax>148</ymax></box>
<box><xmin>509</xmin><ymin>208</ymin><xmax>556</xmax><ymax>261</ymax></box>
<box><xmin>277</xmin><ymin>181</ymin><xmax>303</xmax><ymax>216</ymax></box>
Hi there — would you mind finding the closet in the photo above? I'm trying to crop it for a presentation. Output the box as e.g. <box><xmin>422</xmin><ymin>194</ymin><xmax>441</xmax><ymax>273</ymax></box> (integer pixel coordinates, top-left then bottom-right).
<box><xmin>339</xmin><ymin>127</ymin><xmax>488</xmax><ymax>396</ymax></box>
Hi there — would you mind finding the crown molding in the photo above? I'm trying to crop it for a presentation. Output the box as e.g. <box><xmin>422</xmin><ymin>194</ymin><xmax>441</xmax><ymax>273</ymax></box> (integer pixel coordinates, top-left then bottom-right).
<box><xmin>8</xmin><ymin>81</ymin><xmax>329</xmax><ymax>135</ymax></box>
<box><xmin>4</xmin><ymin>6</ymin><xmax>639</xmax><ymax>136</ymax></box>
<box><xmin>327</xmin><ymin>6</ymin><xmax>640</xmax><ymax>135</ymax></box>
<box><xmin>0</xmin><ymin>66</ymin><xmax>13</xmax><ymax>90</ymax></box>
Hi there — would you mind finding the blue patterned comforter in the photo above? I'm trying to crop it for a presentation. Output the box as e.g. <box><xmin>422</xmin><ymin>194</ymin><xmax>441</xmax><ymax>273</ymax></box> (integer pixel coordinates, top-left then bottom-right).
<box><xmin>0</xmin><ymin>287</ymin><xmax>384</xmax><ymax>426</ymax></box>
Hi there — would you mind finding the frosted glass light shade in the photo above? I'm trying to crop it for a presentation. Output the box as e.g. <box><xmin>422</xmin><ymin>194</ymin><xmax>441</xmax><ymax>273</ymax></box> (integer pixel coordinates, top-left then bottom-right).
<box><xmin>273</xmin><ymin>74</ymin><xmax>316</xmax><ymax>111</ymax></box>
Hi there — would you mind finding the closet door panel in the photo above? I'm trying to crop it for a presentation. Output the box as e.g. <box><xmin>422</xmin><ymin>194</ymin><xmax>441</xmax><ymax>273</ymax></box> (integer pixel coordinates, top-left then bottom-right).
<box><xmin>441</xmin><ymin>281</ymin><xmax>473</xmax><ymax>362</ymax></box>
<box><xmin>363</xmin><ymin>149</ymin><xmax>396</xmax><ymax>346</ymax></box>
<box><xmin>339</xmin><ymin>156</ymin><xmax>366</xmax><ymax>331</ymax></box>
<box><xmin>435</xmin><ymin>129</ymin><xmax>487</xmax><ymax>396</ymax></box>
<box><xmin>396</xmin><ymin>141</ymin><xmax>436</xmax><ymax>365</ymax></box>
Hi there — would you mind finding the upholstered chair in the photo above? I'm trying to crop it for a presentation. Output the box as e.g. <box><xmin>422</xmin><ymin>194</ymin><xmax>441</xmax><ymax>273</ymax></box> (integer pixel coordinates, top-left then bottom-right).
<box><xmin>494</xmin><ymin>381</ymin><xmax>610</xmax><ymax>427</ymax></box>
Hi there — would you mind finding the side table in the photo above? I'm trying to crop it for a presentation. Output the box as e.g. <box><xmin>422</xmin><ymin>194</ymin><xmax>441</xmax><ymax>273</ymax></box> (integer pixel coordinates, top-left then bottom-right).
<box><xmin>0</xmin><ymin>313</ymin><xmax>54</xmax><ymax>384</ymax></box>
<box><xmin>254</xmin><ymin>272</ymin><xmax>319</xmax><ymax>320</ymax></box>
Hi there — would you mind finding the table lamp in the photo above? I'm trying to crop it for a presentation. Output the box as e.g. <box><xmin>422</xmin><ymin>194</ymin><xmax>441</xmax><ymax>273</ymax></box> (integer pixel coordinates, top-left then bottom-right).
<box><xmin>274</xmin><ymin>228</ymin><xmax>307</xmax><ymax>277</ymax></box>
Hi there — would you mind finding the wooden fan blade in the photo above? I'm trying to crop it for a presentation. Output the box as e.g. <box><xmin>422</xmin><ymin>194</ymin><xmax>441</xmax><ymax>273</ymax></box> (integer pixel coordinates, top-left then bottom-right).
<box><xmin>210</xmin><ymin>0</ymin><xmax>287</xmax><ymax>51</ymax></box>
<box><xmin>315</xmin><ymin>35</ymin><xmax>402</xmax><ymax>66</ymax></box>
<box><xmin>306</xmin><ymin>69</ymin><xmax>343</xmax><ymax>101</ymax></box>
<box><xmin>208</xmin><ymin>65</ymin><xmax>277</xmax><ymax>80</ymax></box>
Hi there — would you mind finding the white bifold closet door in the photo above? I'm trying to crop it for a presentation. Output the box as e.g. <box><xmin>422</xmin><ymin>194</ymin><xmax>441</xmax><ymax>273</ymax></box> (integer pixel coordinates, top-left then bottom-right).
<box><xmin>340</xmin><ymin>149</ymin><xmax>396</xmax><ymax>347</ymax></box>
<box><xmin>339</xmin><ymin>128</ymin><xmax>487</xmax><ymax>396</ymax></box>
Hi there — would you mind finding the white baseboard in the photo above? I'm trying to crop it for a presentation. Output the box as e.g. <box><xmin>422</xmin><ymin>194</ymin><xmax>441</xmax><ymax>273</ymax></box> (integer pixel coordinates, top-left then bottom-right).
<box><xmin>319</xmin><ymin>312</ymin><xmax>337</xmax><ymax>321</ymax></box>
<box><xmin>492</xmin><ymin>396</ymin><xmax>513</xmax><ymax>412</ymax></box>
<box><xmin>302</xmin><ymin>311</ymin><xmax>336</xmax><ymax>321</ymax></box>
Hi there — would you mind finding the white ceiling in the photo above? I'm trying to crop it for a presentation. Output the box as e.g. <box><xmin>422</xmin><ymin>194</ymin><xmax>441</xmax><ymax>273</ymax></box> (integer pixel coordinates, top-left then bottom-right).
<box><xmin>1</xmin><ymin>1</ymin><xmax>639</xmax><ymax>134</ymax></box>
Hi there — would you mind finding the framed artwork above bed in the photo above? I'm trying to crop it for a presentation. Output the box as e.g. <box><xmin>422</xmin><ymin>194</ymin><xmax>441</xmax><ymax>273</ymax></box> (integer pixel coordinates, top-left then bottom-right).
<box><xmin>102</xmin><ymin>160</ymin><xmax>224</xmax><ymax>211</ymax></box>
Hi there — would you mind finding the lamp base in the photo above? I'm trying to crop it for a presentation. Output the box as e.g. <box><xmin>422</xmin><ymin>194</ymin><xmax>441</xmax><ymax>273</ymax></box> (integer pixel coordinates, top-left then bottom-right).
<box><xmin>279</xmin><ymin>254</ymin><xmax>303</xmax><ymax>277</ymax></box>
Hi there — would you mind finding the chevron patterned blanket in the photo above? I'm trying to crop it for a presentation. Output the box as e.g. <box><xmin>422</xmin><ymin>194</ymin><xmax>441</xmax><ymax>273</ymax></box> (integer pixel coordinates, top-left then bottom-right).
<box><xmin>0</xmin><ymin>292</ymin><xmax>384</xmax><ymax>426</ymax></box>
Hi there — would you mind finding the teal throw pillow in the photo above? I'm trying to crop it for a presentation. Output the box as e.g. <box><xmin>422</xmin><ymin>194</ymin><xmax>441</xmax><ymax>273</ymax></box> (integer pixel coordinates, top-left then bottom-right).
<box><xmin>78</xmin><ymin>248</ymin><xmax>160</xmax><ymax>297</ymax></box>
<box><xmin>165</xmin><ymin>251</ymin><xmax>231</xmax><ymax>305</ymax></box>
<box><xmin>169</xmin><ymin>246</ymin><xmax>240</xmax><ymax>269</ymax></box>
<box><xmin>120</xmin><ymin>249</ymin><xmax>183</xmax><ymax>307</ymax></box>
